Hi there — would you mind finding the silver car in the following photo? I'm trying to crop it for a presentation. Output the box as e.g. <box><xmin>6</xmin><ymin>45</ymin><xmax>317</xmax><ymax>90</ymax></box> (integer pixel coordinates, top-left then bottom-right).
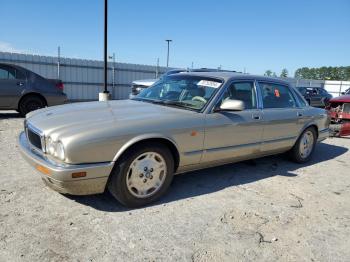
<box><xmin>19</xmin><ymin>72</ymin><xmax>329</xmax><ymax>207</ymax></box>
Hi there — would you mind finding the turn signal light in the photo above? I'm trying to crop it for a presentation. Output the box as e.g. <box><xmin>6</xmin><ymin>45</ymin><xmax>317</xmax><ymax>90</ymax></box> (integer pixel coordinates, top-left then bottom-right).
<box><xmin>36</xmin><ymin>165</ymin><xmax>51</xmax><ymax>176</ymax></box>
<box><xmin>72</xmin><ymin>172</ymin><xmax>87</xmax><ymax>178</ymax></box>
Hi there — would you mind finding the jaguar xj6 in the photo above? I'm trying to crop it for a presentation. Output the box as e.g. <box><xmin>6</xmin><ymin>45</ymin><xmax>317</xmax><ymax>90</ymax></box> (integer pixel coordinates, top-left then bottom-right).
<box><xmin>19</xmin><ymin>72</ymin><xmax>329</xmax><ymax>207</ymax></box>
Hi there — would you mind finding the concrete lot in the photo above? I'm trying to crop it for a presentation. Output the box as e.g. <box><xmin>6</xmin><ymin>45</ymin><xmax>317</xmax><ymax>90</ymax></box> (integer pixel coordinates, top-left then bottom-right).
<box><xmin>1</xmin><ymin>110</ymin><xmax>350</xmax><ymax>262</ymax></box>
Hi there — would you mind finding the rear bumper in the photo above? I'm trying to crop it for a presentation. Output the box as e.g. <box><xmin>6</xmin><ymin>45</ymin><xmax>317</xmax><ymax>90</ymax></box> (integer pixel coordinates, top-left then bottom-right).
<box><xmin>46</xmin><ymin>93</ymin><xmax>68</xmax><ymax>106</ymax></box>
<box><xmin>18</xmin><ymin>132</ymin><xmax>114</xmax><ymax>195</ymax></box>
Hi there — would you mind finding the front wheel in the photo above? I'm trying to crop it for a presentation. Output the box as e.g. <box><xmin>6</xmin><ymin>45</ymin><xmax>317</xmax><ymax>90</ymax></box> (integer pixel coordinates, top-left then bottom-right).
<box><xmin>289</xmin><ymin>127</ymin><xmax>317</xmax><ymax>163</ymax></box>
<box><xmin>108</xmin><ymin>143</ymin><xmax>174</xmax><ymax>207</ymax></box>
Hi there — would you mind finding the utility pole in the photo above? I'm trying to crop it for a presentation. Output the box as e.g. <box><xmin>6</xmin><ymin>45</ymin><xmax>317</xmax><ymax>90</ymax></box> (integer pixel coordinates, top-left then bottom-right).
<box><xmin>57</xmin><ymin>46</ymin><xmax>61</xmax><ymax>79</ymax></box>
<box><xmin>156</xmin><ymin>58</ymin><xmax>159</xmax><ymax>78</ymax></box>
<box><xmin>99</xmin><ymin>0</ymin><xmax>110</xmax><ymax>101</ymax></box>
<box><xmin>165</xmin><ymin>39</ymin><xmax>172</xmax><ymax>68</ymax></box>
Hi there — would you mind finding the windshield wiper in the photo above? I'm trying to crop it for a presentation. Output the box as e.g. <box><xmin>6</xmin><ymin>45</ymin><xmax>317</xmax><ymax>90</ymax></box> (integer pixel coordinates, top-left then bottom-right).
<box><xmin>134</xmin><ymin>98</ymin><xmax>198</xmax><ymax>111</ymax></box>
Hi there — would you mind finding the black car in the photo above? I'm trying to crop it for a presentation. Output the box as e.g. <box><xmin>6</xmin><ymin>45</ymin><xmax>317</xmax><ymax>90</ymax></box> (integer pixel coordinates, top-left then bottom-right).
<box><xmin>0</xmin><ymin>63</ymin><xmax>67</xmax><ymax>116</ymax></box>
<box><xmin>297</xmin><ymin>87</ymin><xmax>332</xmax><ymax>107</ymax></box>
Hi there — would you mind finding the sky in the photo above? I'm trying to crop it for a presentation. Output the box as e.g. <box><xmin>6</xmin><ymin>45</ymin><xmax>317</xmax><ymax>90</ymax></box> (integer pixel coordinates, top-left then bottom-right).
<box><xmin>0</xmin><ymin>0</ymin><xmax>349</xmax><ymax>76</ymax></box>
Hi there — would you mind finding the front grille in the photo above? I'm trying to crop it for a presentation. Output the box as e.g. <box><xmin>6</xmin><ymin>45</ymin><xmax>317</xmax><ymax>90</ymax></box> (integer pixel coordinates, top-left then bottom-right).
<box><xmin>27</xmin><ymin>128</ymin><xmax>42</xmax><ymax>150</ymax></box>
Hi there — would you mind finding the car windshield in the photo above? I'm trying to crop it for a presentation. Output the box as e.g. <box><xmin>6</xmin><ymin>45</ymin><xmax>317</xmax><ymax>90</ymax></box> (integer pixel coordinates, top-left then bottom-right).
<box><xmin>133</xmin><ymin>75</ymin><xmax>223</xmax><ymax>111</ymax></box>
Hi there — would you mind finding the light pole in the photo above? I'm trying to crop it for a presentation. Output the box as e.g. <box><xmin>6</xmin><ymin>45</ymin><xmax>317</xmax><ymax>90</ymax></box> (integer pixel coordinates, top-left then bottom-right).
<box><xmin>99</xmin><ymin>0</ymin><xmax>110</xmax><ymax>101</ymax></box>
<box><xmin>165</xmin><ymin>39</ymin><xmax>172</xmax><ymax>68</ymax></box>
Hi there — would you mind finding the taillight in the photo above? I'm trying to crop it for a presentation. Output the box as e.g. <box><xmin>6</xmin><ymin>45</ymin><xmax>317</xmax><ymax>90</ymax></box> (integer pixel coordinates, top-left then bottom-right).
<box><xmin>56</xmin><ymin>82</ymin><xmax>64</xmax><ymax>91</ymax></box>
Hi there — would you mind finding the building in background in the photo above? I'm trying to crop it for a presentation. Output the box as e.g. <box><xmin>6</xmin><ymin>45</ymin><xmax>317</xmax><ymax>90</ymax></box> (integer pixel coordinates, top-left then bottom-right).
<box><xmin>1</xmin><ymin>51</ymin><xmax>349</xmax><ymax>100</ymax></box>
<box><xmin>0</xmin><ymin>51</ymin><xmax>167</xmax><ymax>101</ymax></box>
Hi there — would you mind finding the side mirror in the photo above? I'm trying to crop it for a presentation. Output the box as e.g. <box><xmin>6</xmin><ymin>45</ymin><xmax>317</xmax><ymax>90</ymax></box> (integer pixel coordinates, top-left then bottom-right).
<box><xmin>219</xmin><ymin>99</ymin><xmax>245</xmax><ymax>111</ymax></box>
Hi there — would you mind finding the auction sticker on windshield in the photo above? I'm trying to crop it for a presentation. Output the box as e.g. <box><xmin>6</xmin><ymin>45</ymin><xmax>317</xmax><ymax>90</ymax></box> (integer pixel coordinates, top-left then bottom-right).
<box><xmin>197</xmin><ymin>80</ymin><xmax>222</xmax><ymax>88</ymax></box>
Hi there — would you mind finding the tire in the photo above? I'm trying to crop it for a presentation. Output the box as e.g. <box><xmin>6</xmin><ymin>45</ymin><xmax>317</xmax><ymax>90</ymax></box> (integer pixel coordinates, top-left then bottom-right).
<box><xmin>108</xmin><ymin>143</ymin><xmax>174</xmax><ymax>207</ymax></box>
<box><xmin>289</xmin><ymin>127</ymin><xmax>317</xmax><ymax>163</ymax></box>
<box><xmin>19</xmin><ymin>95</ymin><xmax>45</xmax><ymax>116</ymax></box>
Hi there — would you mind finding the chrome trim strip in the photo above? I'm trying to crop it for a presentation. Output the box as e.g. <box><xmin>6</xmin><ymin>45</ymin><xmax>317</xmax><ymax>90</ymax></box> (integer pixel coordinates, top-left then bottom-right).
<box><xmin>183</xmin><ymin>150</ymin><xmax>204</xmax><ymax>156</ymax></box>
<box><xmin>205</xmin><ymin>141</ymin><xmax>261</xmax><ymax>153</ymax></box>
<box><xmin>204</xmin><ymin>136</ymin><xmax>297</xmax><ymax>153</ymax></box>
<box><xmin>262</xmin><ymin>136</ymin><xmax>297</xmax><ymax>144</ymax></box>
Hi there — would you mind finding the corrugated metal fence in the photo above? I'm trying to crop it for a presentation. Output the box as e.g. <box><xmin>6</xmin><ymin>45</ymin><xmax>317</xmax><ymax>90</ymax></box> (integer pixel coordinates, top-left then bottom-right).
<box><xmin>0</xmin><ymin>51</ymin><xmax>168</xmax><ymax>100</ymax></box>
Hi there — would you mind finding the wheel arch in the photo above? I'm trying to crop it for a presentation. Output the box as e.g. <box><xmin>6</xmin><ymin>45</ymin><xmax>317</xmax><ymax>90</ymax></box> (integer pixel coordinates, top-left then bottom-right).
<box><xmin>298</xmin><ymin>123</ymin><xmax>319</xmax><ymax>140</ymax></box>
<box><xmin>112</xmin><ymin>134</ymin><xmax>180</xmax><ymax>172</ymax></box>
<box><xmin>17</xmin><ymin>92</ymin><xmax>47</xmax><ymax>110</ymax></box>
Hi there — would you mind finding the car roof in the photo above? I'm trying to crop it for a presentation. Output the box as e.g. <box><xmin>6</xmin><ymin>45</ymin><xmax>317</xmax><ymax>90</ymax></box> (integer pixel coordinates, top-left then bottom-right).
<box><xmin>172</xmin><ymin>71</ymin><xmax>291</xmax><ymax>85</ymax></box>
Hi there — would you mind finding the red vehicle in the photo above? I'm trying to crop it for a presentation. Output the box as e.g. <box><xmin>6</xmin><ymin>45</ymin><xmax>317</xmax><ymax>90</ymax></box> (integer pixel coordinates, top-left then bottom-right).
<box><xmin>326</xmin><ymin>94</ymin><xmax>350</xmax><ymax>137</ymax></box>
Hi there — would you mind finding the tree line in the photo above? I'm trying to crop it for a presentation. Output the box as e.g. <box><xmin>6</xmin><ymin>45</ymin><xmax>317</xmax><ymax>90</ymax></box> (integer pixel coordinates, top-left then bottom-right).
<box><xmin>264</xmin><ymin>66</ymin><xmax>350</xmax><ymax>80</ymax></box>
<box><xmin>294</xmin><ymin>66</ymin><xmax>350</xmax><ymax>80</ymax></box>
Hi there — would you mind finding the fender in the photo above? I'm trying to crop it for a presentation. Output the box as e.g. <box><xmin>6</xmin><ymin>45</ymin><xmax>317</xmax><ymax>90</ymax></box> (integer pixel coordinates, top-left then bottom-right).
<box><xmin>112</xmin><ymin>133</ymin><xmax>180</xmax><ymax>163</ymax></box>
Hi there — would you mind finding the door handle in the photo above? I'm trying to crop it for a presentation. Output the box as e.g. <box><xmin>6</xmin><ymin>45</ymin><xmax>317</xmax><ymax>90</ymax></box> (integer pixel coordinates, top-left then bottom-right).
<box><xmin>297</xmin><ymin>112</ymin><xmax>303</xmax><ymax>117</ymax></box>
<box><xmin>17</xmin><ymin>82</ymin><xmax>24</xmax><ymax>86</ymax></box>
<box><xmin>252</xmin><ymin>115</ymin><xmax>261</xmax><ymax>120</ymax></box>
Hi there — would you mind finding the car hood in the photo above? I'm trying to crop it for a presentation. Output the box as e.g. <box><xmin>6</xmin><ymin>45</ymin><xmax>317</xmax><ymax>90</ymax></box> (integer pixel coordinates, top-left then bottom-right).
<box><xmin>26</xmin><ymin>99</ymin><xmax>197</xmax><ymax>135</ymax></box>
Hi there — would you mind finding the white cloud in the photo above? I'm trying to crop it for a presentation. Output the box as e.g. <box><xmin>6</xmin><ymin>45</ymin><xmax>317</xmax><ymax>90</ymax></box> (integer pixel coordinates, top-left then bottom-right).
<box><xmin>0</xmin><ymin>41</ymin><xmax>24</xmax><ymax>53</ymax></box>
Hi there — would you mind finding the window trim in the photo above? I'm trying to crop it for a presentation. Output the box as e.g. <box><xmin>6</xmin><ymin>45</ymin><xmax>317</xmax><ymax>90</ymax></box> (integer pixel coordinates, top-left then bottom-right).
<box><xmin>257</xmin><ymin>81</ymin><xmax>299</xmax><ymax>109</ymax></box>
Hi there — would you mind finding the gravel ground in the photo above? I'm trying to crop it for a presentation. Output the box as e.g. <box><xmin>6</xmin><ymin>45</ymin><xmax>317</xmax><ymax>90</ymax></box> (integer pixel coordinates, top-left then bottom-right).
<box><xmin>1</xmin><ymin>110</ymin><xmax>350</xmax><ymax>262</ymax></box>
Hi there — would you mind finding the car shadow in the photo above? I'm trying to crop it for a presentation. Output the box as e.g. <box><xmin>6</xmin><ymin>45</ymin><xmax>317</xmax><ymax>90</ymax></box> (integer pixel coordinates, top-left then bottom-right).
<box><xmin>66</xmin><ymin>142</ymin><xmax>348</xmax><ymax>212</ymax></box>
<box><xmin>0</xmin><ymin>111</ymin><xmax>22</xmax><ymax>119</ymax></box>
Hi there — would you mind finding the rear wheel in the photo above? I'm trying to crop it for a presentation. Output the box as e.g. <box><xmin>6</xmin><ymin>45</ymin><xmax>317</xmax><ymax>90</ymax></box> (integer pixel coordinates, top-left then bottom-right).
<box><xmin>108</xmin><ymin>143</ymin><xmax>174</xmax><ymax>207</ymax></box>
<box><xmin>19</xmin><ymin>95</ymin><xmax>45</xmax><ymax>116</ymax></box>
<box><xmin>289</xmin><ymin>127</ymin><xmax>317</xmax><ymax>163</ymax></box>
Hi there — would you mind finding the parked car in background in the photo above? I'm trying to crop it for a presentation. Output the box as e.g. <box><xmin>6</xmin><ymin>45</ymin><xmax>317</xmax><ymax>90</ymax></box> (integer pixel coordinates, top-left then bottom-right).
<box><xmin>0</xmin><ymin>63</ymin><xmax>67</xmax><ymax>116</ymax></box>
<box><xmin>297</xmin><ymin>87</ymin><xmax>332</xmax><ymax>107</ymax></box>
<box><xmin>19</xmin><ymin>72</ymin><xmax>329</xmax><ymax>207</ymax></box>
<box><xmin>129</xmin><ymin>68</ymin><xmax>237</xmax><ymax>98</ymax></box>
<box><xmin>326</xmin><ymin>94</ymin><xmax>350</xmax><ymax>137</ymax></box>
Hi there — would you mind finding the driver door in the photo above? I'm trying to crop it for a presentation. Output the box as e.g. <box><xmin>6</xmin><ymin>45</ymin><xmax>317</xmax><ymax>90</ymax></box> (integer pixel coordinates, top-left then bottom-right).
<box><xmin>202</xmin><ymin>81</ymin><xmax>263</xmax><ymax>164</ymax></box>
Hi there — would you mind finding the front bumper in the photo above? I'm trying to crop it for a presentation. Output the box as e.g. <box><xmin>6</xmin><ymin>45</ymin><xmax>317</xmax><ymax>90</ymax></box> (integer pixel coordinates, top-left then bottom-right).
<box><xmin>18</xmin><ymin>132</ymin><xmax>114</xmax><ymax>195</ymax></box>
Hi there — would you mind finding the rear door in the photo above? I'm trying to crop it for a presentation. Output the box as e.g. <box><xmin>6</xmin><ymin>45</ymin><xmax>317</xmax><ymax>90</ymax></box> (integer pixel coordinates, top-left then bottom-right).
<box><xmin>202</xmin><ymin>81</ymin><xmax>263</xmax><ymax>163</ymax></box>
<box><xmin>0</xmin><ymin>65</ymin><xmax>26</xmax><ymax>108</ymax></box>
<box><xmin>258</xmin><ymin>82</ymin><xmax>303</xmax><ymax>153</ymax></box>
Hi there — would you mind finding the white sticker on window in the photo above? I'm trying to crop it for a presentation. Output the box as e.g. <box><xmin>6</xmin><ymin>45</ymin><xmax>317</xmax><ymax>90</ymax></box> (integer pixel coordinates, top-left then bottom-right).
<box><xmin>197</xmin><ymin>80</ymin><xmax>221</xmax><ymax>88</ymax></box>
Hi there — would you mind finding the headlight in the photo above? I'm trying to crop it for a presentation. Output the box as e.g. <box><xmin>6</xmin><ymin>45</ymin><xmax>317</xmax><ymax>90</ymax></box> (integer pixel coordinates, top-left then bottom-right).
<box><xmin>45</xmin><ymin>137</ymin><xmax>65</xmax><ymax>161</ymax></box>
<box><xmin>55</xmin><ymin>141</ymin><xmax>65</xmax><ymax>161</ymax></box>
<box><xmin>47</xmin><ymin>137</ymin><xmax>56</xmax><ymax>155</ymax></box>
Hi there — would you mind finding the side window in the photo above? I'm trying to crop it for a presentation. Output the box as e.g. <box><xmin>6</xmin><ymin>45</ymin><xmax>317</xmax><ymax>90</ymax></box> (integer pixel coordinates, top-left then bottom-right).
<box><xmin>221</xmin><ymin>82</ymin><xmax>256</xmax><ymax>109</ymax></box>
<box><xmin>259</xmin><ymin>82</ymin><xmax>296</xmax><ymax>109</ymax></box>
<box><xmin>0</xmin><ymin>68</ymin><xmax>8</xmax><ymax>79</ymax></box>
<box><xmin>0</xmin><ymin>66</ymin><xmax>16</xmax><ymax>80</ymax></box>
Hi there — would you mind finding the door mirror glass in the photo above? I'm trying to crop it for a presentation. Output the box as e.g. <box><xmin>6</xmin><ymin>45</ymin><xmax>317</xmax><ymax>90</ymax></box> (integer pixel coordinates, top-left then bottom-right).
<box><xmin>220</xmin><ymin>99</ymin><xmax>245</xmax><ymax>111</ymax></box>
